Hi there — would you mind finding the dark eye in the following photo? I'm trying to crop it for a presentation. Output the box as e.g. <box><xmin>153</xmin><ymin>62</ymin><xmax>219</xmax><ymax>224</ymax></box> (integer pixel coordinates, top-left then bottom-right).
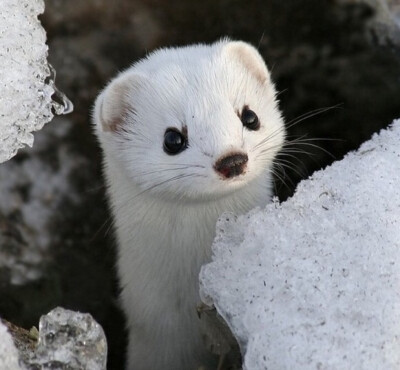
<box><xmin>163</xmin><ymin>128</ymin><xmax>187</xmax><ymax>155</ymax></box>
<box><xmin>241</xmin><ymin>107</ymin><xmax>260</xmax><ymax>131</ymax></box>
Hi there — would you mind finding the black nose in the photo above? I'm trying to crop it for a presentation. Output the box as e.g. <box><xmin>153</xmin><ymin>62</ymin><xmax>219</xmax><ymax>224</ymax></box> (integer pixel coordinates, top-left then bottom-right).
<box><xmin>214</xmin><ymin>153</ymin><xmax>248</xmax><ymax>179</ymax></box>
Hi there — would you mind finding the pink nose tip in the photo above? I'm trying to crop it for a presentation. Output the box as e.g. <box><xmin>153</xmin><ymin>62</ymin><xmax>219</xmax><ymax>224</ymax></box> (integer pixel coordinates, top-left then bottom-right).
<box><xmin>214</xmin><ymin>153</ymin><xmax>248</xmax><ymax>179</ymax></box>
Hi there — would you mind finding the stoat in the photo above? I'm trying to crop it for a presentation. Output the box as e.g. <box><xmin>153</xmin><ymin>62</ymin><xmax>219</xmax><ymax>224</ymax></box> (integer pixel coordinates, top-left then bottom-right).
<box><xmin>93</xmin><ymin>39</ymin><xmax>285</xmax><ymax>370</ymax></box>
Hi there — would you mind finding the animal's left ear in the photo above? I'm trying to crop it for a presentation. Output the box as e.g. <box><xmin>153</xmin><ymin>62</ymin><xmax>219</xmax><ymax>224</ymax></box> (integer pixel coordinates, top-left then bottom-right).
<box><xmin>222</xmin><ymin>41</ymin><xmax>270</xmax><ymax>84</ymax></box>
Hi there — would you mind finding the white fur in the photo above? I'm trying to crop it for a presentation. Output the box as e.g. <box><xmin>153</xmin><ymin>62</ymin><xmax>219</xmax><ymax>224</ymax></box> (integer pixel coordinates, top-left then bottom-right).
<box><xmin>93</xmin><ymin>39</ymin><xmax>285</xmax><ymax>369</ymax></box>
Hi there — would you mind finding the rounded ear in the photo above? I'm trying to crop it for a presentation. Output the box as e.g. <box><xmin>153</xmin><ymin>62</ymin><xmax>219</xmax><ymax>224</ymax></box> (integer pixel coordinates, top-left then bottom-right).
<box><xmin>93</xmin><ymin>72</ymin><xmax>145</xmax><ymax>133</ymax></box>
<box><xmin>222</xmin><ymin>41</ymin><xmax>270</xmax><ymax>84</ymax></box>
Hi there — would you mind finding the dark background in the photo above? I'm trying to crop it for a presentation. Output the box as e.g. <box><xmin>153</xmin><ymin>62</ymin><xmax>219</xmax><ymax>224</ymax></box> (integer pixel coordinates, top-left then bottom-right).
<box><xmin>1</xmin><ymin>1</ymin><xmax>400</xmax><ymax>368</ymax></box>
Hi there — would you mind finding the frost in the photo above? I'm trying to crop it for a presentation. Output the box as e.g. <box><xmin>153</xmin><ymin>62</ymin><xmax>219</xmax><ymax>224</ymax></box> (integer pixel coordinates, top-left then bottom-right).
<box><xmin>28</xmin><ymin>307</ymin><xmax>107</xmax><ymax>370</ymax></box>
<box><xmin>200</xmin><ymin>120</ymin><xmax>400</xmax><ymax>369</ymax></box>
<box><xmin>0</xmin><ymin>0</ymin><xmax>73</xmax><ymax>163</ymax></box>
<box><xmin>0</xmin><ymin>320</ymin><xmax>24</xmax><ymax>370</ymax></box>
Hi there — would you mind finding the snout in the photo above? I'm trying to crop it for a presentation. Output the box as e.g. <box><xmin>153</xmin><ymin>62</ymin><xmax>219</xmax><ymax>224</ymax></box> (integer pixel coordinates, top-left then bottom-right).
<box><xmin>214</xmin><ymin>152</ymin><xmax>248</xmax><ymax>179</ymax></box>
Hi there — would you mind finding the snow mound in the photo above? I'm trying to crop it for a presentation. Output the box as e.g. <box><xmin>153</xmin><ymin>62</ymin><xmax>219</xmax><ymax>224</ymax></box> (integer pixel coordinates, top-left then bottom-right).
<box><xmin>0</xmin><ymin>320</ymin><xmax>23</xmax><ymax>370</ymax></box>
<box><xmin>200</xmin><ymin>120</ymin><xmax>400</xmax><ymax>369</ymax></box>
<box><xmin>0</xmin><ymin>0</ymin><xmax>72</xmax><ymax>163</ymax></box>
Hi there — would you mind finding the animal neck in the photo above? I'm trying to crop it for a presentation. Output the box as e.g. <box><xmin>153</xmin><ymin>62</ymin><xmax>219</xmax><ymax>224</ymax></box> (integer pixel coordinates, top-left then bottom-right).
<box><xmin>105</xmin><ymin>154</ymin><xmax>271</xmax><ymax>288</ymax></box>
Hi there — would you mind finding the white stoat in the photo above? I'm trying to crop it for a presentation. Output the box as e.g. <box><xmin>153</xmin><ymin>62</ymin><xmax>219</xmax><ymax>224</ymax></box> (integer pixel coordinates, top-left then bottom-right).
<box><xmin>93</xmin><ymin>39</ymin><xmax>285</xmax><ymax>370</ymax></box>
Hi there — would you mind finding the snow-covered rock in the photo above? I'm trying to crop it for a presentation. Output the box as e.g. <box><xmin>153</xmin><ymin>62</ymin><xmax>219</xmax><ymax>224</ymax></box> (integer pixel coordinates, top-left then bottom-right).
<box><xmin>200</xmin><ymin>120</ymin><xmax>400</xmax><ymax>369</ymax></box>
<box><xmin>0</xmin><ymin>0</ymin><xmax>72</xmax><ymax>163</ymax></box>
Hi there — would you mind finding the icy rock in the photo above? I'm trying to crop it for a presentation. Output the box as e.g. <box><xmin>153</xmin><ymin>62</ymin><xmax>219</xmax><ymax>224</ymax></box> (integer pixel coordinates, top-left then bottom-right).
<box><xmin>28</xmin><ymin>307</ymin><xmax>107</xmax><ymax>370</ymax></box>
<box><xmin>200</xmin><ymin>120</ymin><xmax>400</xmax><ymax>369</ymax></box>
<box><xmin>0</xmin><ymin>0</ymin><xmax>73</xmax><ymax>163</ymax></box>
<box><xmin>0</xmin><ymin>320</ymin><xmax>24</xmax><ymax>370</ymax></box>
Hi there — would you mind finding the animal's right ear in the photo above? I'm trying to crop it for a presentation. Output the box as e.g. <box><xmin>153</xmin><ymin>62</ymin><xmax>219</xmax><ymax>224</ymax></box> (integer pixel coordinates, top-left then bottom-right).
<box><xmin>94</xmin><ymin>73</ymin><xmax>145</xmax><ymax>133</ymax></box>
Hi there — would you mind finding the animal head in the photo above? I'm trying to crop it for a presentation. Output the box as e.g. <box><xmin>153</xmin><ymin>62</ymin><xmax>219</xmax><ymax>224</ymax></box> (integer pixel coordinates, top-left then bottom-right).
<box><xmin>93</xmin><ymin>40</ymin><xmax>285</xmax><ymax>201</ymax></box>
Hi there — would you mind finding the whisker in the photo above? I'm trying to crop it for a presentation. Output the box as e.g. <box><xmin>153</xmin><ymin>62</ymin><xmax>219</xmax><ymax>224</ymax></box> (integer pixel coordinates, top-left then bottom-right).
<box><xmin>253</xmin><ymin>140</ymin><xmax>285</xmax><ymax>156</ymax></box>
<box><xmin>284</xmin><ymin>136</ymin><xmax>340</xmax><ymax>143</ymax></box>
<box><xmin>284</xmin><ymin>141</ymin><xmax>335</xmax><ymax>159</ymax></box>
<box><xmin>255</xmin><ymin>134</ymin><xmax>337</xmax><ymax>162</ymax></box>
<box><xmin>275</xmin><ymin>88</ymin><xmax>288</xmax><ymax>98</ymax></box>
<box><xmin>90</xmin><ymin>217</ymin><xmax>113</xmax><ymax>242</ymax></box>
<box><xmin>257</xmin><ymin>154</ymin><xmax>305</xmax><ymax>180</ymax></box>
<box><xmin>253</xmin><ymin>104</ymin><xmax>341</xmax><ymax>152</ymax></box>
<box><xmin>144</xmin><ymin>162</ymin><xmax>206</xmax><ymax>168</ymax></box>
<box><xmin>285</xmin><ymin>104</ymin><xmax>342</xmax><ymax>130</ymax></box>
<box><xmin>252</xmin><ymin>125</ymin><xmax>285</xmax><ymax>152</ymax></box>
<box><xmin>270</xmin><ymin>166</ymin><xmax>293</xmax><ymax>193</ymax></box>
<box><xmin>278</xmin><ymin>139</ymin><xmax>336</xmax><ymax>174</ymax></box>
<box><xmin>129</xmin><ymin>173</ymin><xmax>206</xmax><ymax>201</ymax></box>
<box><xmin>255</xmin><ymin>125</ymin><xmax>339</xmax><ymax>196</ymax></box>
<box><xmin>136</xmin><ymin>166</ymin><xmax>202</xmax><ymax>177</ymax></box>
<box><xmin>257</xmin><ymin>31</ymin><xmax>265</xmax><ymax>49</ymax></box>
<box><xmin>274</xmin><ymin>158</ymin><xmax>308</xmax><ymax>179</ymax></box>
<box><xmin>84</xmin><ymin>184</ymin><xmax>105</xmax><ymax>194</ymax></box>
<box><xmin>276</xmin><ymin>151</ymin><xmax>314</xmax><ymax>163</ymax></box>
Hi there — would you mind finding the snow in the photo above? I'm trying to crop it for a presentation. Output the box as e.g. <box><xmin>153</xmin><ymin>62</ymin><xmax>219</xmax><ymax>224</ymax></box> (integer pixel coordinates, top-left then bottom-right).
<box><xmin>200</xmin><ymin>120</ymin><xmax>400</xmax><ymax>369</ymax></box>
<box><xmin>0</xmin><ymin>0</ymin><xmax>72</xmax><ymax>163</ymax></box>
<box><xmin>0</xmin><ymin>320</ymin><xmax>24</xmax><ymax>370</ymax></box>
